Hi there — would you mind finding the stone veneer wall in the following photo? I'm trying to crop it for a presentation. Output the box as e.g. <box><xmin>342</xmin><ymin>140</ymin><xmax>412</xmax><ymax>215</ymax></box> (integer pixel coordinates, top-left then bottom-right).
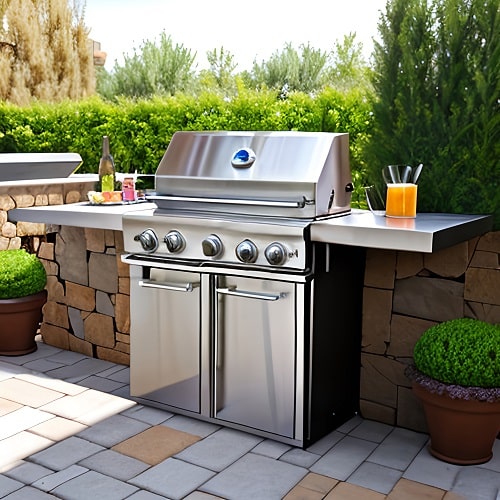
<box><xmin>39</xmin><ymin>226</ymin><xmax>130</xmax><ymax>365</ymax></box>
<box><xmin>360</xmin><ymin>231</ymin><xmax>500</xmax><ymax>432</ymax></box>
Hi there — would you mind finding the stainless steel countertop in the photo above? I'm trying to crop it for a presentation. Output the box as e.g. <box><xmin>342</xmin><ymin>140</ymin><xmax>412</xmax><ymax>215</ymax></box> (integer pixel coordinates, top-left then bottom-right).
<box><xmin>9</xmin><ymin>204</ymin><xmax>493</xmax><ymax>252</ymax></box>
<box><xmin>9</xmin><ymin>202</ymin><xmax>157</xmax><ymax>231</ymax></box>
<box><xmin>311</xmin><ymin>210</ymin><xmax>493</xmax><ymax>252</ymax></box>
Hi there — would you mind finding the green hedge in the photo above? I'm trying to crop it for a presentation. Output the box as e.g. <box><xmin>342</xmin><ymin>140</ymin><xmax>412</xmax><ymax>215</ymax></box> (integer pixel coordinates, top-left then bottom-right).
<box><xmin>0</xmin><ymin>89</ymin><xmax>497</xmax><ymax>228</ymax></box>
<box><xmin>0</xmin><ymin>89</ymin><xmax>373</xmax><ymax>208</ymax></box>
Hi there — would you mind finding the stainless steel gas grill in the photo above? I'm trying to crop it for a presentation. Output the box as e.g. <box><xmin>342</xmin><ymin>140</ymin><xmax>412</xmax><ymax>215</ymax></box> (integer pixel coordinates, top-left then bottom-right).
<box><xmin>121</xmin><ymin>131</ymin><xmax>365</xmax><ymax>447</ymax></box>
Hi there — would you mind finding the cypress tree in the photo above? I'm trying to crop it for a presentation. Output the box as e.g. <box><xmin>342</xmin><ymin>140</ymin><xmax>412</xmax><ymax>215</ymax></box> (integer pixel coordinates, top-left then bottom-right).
<box><xmin>366</xmin><ymin>0</ymin><xmax>499</xmax><ymax>226</ymax></box>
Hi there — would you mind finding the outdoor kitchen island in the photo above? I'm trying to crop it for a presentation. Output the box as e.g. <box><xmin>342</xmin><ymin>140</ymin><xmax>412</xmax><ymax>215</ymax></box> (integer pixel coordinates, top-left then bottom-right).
<box><xmin>9</xmin><ymin>199</ymin><xmax>494</xmax><ymax>441</ymax></box>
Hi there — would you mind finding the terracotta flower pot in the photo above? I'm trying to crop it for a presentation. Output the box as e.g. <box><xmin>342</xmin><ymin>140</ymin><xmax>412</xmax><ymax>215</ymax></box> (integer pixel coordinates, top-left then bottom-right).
<box><xmin>0</xmin><ymin>290</ymin><xmax>47</xmax><ymax>356</ymax></box>
<box><xmin>413</xmin><ymin>381</ymin><xmax>500</xmax><ymax>465</ymax></box>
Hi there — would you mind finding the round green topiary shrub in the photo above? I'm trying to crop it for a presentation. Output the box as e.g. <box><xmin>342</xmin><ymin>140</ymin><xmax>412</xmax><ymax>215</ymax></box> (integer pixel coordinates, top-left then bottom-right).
<box><xmin>413</xmin><ymin>318</ymin><xmax>500</xmax><ymax>388</ymax></box>
<box><xmin>0</xmin><ymin>249</ymin><xmax>47</xmax><ymax>299</ymax></box>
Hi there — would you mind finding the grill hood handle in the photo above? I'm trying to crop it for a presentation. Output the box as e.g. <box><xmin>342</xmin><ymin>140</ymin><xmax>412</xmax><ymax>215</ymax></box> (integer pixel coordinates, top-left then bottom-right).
<box><xmin>147</xmin><ymin>194</ymin><xmax>313</xmax><ymax>209</ymax></box>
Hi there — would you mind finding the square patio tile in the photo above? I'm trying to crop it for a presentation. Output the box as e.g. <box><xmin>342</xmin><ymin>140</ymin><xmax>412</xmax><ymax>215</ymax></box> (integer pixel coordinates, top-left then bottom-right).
<box><xmin>22</xmin><ymin>358</ymin><xmax>66</xmax><ymax>373</ymax></box>
<box><xmin>348</xmin><ymin>419</ymin><xmax>394</xmax><ymax>443</ymax></box>
<box><xmin>310</xmin><ymin>436</ymin><xmax>378</xmax><ymax>481</ymax></box>
<box><xmin>200</xmin><ymin>453</ymin><xmax>307</xmax><ymax>500</ymax></box>
<box><xmin>403</xmin><ymin>446</ymin><xmax>461</xmax><ymax>490</ymax></box>
<box><xmin>76</xmin><ymin>375</ymin><xmax>126</xmax><ymax>393</ymax></box>
<box><xmin>0</xmin><ymin>397</ymin><xmax>22</xmax><ymax>416</ymax></box>
<box><xmin>306</xmin><ymin>430</ymin><xmax>344</xmax><ymax>456</ymax></box>
<box><xmin>44</xmin><ymin>350</ymin><xmax>92</xmax><ymax>366</ymax></box>
<box><xmin>29</xmin><ymin>436</ymin><xmax>104</xmax><ymax>471</ymax></box>
<box><xmin>386</xmin><ymin>478</ymin><xmax>445</xmax><ymax>499</ymax></box>
<box><xmin>283</xmin><ymin>485</ymin><xmax>325</xmax><ymax>499</ymax></box>
<box><xmin>0</xmin><ymin>485</ymin><xmax>57</xmax><ymax>499</ymax></box>
<box><xmin>450</xmin><ymin>466</ymin><xmax>500</xmax><ymax>499</ymax></box>
<box><xmin>31</xmin><ymin>464</ymin><xmax>88</xmax><ymax>492</ymax></box>
<box><xmin>77</xmin><ymin>414</ymin><xmax>149</xmax><ymax>447</ymax></box>
<box><xmin>325</xmin><ymin>481</ymin><xmax>386</xmax><ymax>499</ymax></box>
<box><xmin>39</xmin><ymin>388</ymin><xmax>135</xmax><ymax>425</ymax></box>
<box><xmin>0</xmin><ymin>431</ymin><xmax>53</xmax><ymax>470</ymax></box>
<box><xmin>104</xmin><ymin>366</ymin><xmax>130</xmax><ymax>384</ymax></box>
<box><xmin>28</xmin><ymin>416</ymin><xmax>88</xmax><ymax>441</ymax></box>
<box><xmin>127</xmin><ymin>492</ymin><xmax>171</xmax><ymax>500</ymax></box>
<box><xmin>130</xmin><ymin>457</ymin><xmax>215</xmax><ymax>500</ymax></box>
<box><xmin>4</xmin><ymin>461</ymin><xmax>53</xmax><ymax>484</ymax></box>
<box><xmin>51</xmin><ymin>470</ymin><xmax>139</xmax><ymax>500</ymax></box>
<box><xmin>0</xmin><ymin>361</ymin><xmax>29</xmax><ymax>378</ymax></box>
<box><xmin>44</xmin><ymin>358</ymin><xmax>117</xmax><ymax>383</ymax></box>
<box><xmin>367</xmin><ymin>427</ymin><xmax>428</xmax><ymax>471</ymax></box>
<box><xmin>17</xmin><ymin>372</ymin><xmax>87</xmax><ymax>396</ymax></box>
<box><xmin>0</xmin><ymin>406</ymin><xmax>54</xmax><ymax>440</ymax></box>
<box><xmin>293</xmin><ymin>472</ymin><xmax>339</xmax><ymax>495</ymax></box>
<box><xmin>280</xmin><ymin>447</ymin><xmax>321</xmax><ymax>468</ymax></box>
<box><xmin>122</xmin><ymin>405</ymin><xmax>173</xmax><ymax>425</ymax></box>
<box><xmin>252</xmin><ymin>439</ymin><xmax>292</xmax><ymax>459</ymax></box>
<box><xmin>79</xmin><ymin>449</ymin><xmax>149</xmax><ymax>481</ymax></box>
<box><xmin>0</xmin><ymin>474</ymin><xmax>23</xmax><ymax>497</ymax></box>
<box><xmin>175</xmin><ymin>427</ymin><xmax>262</xmax><ymax>472</ymax></box>
<box><xmin>162</xmin><ymin>414</ymin><xmax>220</xmax><ymax>438</ymax></box>
<box><xmin>347</xmin><ymin>461</ymin><xmax>403</xmax><ymax>494</ymax></box>
<box><xmin>0</xmin><ymin>378</ymin><xmax>63</xmax><ymax>408</ymax></box>
<box><xmin>112</xmin><ymin>425</ymin><xmax>201</xmax><ymax>465</ymax></box>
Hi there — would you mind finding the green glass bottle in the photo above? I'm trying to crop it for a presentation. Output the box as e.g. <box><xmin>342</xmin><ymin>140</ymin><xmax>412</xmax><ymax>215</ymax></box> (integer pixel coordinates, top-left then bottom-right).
<box><xmin>98</xmin><ymin>136</ymin><xmax>115</xmax><ymax>192</ymax></box>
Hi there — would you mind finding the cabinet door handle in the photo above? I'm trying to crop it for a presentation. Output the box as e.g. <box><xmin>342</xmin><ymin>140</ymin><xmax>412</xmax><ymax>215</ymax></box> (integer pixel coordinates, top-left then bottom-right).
<box><xmin>139</xmin><ymin>279</ymin><xmax>199</xmax><ymax>292</ymax></box>
<box><xmin>216</xmin><ymin>287</ymin><xmax>282</xmax><ymax>301</ymax></box>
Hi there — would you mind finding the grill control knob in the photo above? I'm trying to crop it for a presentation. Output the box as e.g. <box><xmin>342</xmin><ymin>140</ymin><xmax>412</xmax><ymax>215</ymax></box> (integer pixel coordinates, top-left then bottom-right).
<box><xmin>134</xmin><ymin>229</ymin><xmax>159</xmax><ymax>252</ymax></box>
<box><xmin>265</xmin><ymin>242</ymin><xmax>288</xmax><ymax>266</ymax></box>
<box><xmin>236</xmin><ymin>239</ymin><xmax>258</xmax><ymax>263</ymax></box>
<box><xmin>202</xmin><ymin>234</ymin><xmax>223</xmax><ymax>258</ymax></box>
<box><xmin>164</xmin><ymin>230</ymin><xmax>185</xmax><ymax>253</ymax></box>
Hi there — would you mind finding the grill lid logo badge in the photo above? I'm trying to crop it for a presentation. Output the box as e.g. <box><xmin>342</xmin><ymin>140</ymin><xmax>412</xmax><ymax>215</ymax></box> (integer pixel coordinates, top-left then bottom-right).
<box><xmin>231</xmin><ymin>148</ymin><xmax>256</xmax><ymax>168</ymax></box>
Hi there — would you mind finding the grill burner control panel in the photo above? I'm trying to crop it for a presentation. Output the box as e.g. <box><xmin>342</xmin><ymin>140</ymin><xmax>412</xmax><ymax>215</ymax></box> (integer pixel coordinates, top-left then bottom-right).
<box><xmin>123</xmin><ymin>212</ymin><xmax>309</xmax><ymax>271</ymax></box>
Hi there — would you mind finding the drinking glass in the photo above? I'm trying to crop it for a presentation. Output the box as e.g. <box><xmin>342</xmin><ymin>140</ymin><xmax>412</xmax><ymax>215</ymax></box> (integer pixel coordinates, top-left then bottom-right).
<box><xmin>385</xmin><ymin>183</ymin><xmax>418</xmax><ymax>218</ymax></box>
<box><xmin>364</xmin><ymin>185</ymin><xmax>386</xmax><ymax>216</ymax></box>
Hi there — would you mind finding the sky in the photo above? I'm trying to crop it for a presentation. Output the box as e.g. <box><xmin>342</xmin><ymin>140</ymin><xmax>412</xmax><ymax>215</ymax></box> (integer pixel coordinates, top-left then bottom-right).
<box><xmin>84</xmin><ymin>0</ymin><xmax>388</xmax><ymax>72</ymax></box>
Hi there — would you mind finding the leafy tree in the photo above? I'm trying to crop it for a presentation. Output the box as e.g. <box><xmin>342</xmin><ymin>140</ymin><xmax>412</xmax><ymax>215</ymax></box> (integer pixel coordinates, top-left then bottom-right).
<box><xmin>206</xmin><ymin>47</ymin><xmax>237</xmax><ymax>89</ymax></box>
<box><xmin>195</xmin><ymin>46</ymin><xmax>239</xmax><ymax>97</ymax></box>
<box><xmin>366</xmin><ymin>0</ymin><xmax>499</xmax><ymax>226</ymax></box>
<box><xmin>248</xmin><ymin>42</ymin><xmax>328</xmax><ymax>94</ymax></box>
<box><xmin>0</xmin><ymin>0</ymin><xmax>94</xmax><ymax>104</ymax></box>
<box><xmin>100</xmin><ymin>32</ymin><xmax>196</xmax><ymax>99</ymax></box>
<box><xmin>324</xmin><ymin>33</ymin><xmax>372</xmax><ymax>92</ymax></box>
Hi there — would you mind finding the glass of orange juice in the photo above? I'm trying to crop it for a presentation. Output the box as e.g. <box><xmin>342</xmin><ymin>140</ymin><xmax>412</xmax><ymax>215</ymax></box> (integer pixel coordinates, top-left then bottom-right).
<box><xmin>385</xmin><ymin>183</ymin><xmax>418</xmax><ymax>218</ymax></box>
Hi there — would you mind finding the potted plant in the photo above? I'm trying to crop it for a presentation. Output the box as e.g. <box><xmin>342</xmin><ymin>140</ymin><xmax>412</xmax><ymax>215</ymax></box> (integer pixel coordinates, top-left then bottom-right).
<box><xmin>406</xmin><ymin>317</ymin><xmax>500</xmax><ymax>465</ymax></box>
<box><xmin>0</xmin><ymin>248</ymin><xmax>47</xmax><ymax>356</ymax></box>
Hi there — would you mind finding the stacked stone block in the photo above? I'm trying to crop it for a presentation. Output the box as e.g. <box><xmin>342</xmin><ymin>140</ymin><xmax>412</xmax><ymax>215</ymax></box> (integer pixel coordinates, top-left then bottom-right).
<box><xmin>360</xmin><ymin>232</ymin><xmax>500</xmax><ymax>432</ymax></box>
<box><xmin>0</xmin><ymin>180</ymin><xmax>92</xmax><ymax>251</ymax></box>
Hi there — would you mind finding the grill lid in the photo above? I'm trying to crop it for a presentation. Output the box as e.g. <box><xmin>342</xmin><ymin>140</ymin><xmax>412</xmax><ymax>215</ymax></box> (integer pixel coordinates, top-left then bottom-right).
<box><xmin>151</xmin><ymin>131</ymin><xmax>352</xmax><ymax>219</ymax></box>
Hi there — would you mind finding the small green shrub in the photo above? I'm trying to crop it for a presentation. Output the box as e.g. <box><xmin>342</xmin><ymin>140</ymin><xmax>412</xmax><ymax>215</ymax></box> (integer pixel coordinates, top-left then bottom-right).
<box><xmin>413</xmin><ymin>318</ymin><xmax>500</xmax><ymax>388</ymax></box>
<box><xmin>0</xmin><ymin>249</ymin><xmax>47</xmax><ymax>299</ymax></box>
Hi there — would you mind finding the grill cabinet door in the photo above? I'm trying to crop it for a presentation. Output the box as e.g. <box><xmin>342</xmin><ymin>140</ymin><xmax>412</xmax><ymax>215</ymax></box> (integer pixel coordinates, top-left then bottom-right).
<box><xmin>129</xmin><ymin>266</ymin><xmax>201</xmax><ymax>413</ymax></box>
<box><xmin>214</xmin><ymin>275</ymin><xmax>296</xmax><ymax>438</ymax></box>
